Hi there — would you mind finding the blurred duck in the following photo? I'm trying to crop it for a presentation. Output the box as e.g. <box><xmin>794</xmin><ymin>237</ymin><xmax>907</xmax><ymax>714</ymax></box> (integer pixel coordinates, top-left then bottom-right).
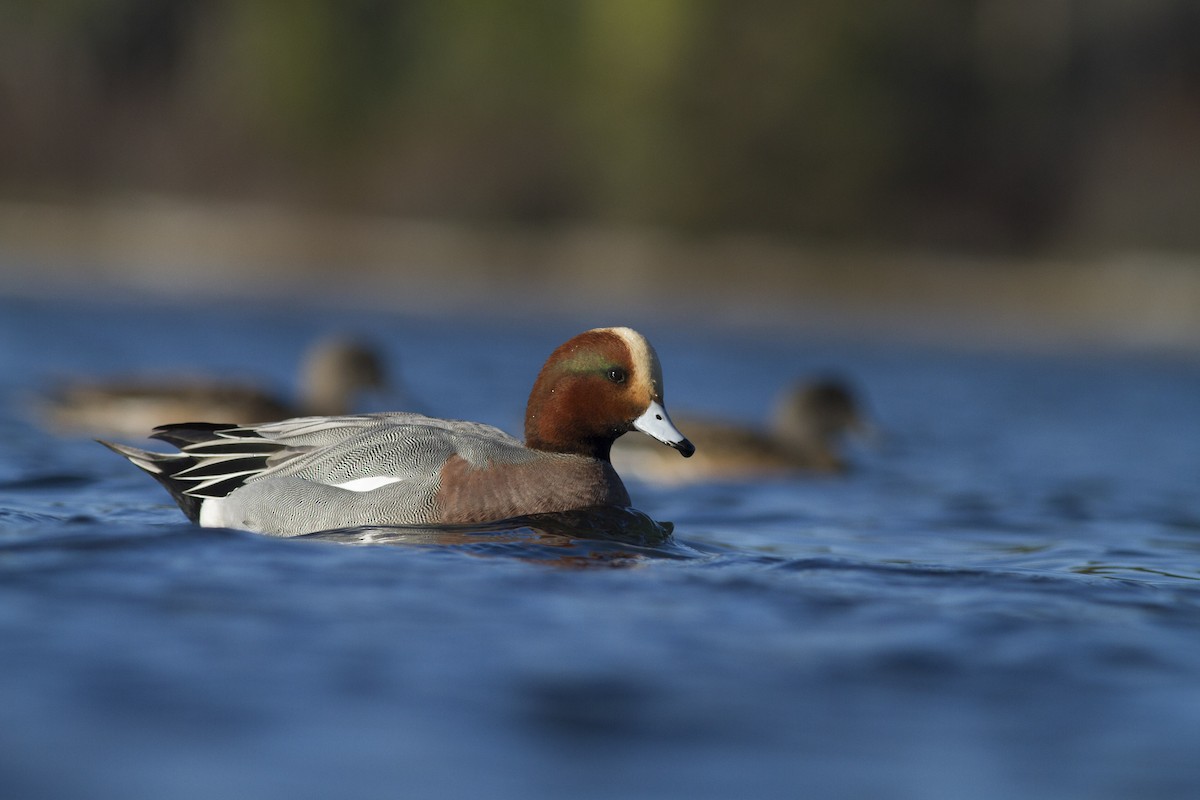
<box><xmin>39</xmin><ymin>336</ymin><xmax>391</xmax><ymax>438</ymax></box>
<box><xmin>611</xmin><ymin>378</ymin><xmax>870</xmax><ymax>484</ymax></box>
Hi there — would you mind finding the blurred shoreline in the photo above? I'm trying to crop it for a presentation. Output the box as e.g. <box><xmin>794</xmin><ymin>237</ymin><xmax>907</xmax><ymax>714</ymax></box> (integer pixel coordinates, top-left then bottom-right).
<box><xmin>2</xmin><ymin>196</ymin><xmax>1199</xmax><ymax>353</ymax></box>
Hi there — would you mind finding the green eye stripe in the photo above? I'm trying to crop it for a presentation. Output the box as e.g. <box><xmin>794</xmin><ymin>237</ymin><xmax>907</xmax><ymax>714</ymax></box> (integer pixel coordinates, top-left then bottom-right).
<box><xmin>559</xmin><ymin>350</ymin><xmax>619</xmax><ymax>375</ymax></box>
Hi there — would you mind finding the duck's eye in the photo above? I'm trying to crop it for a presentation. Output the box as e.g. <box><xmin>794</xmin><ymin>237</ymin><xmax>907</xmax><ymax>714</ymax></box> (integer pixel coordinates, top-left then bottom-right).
<box><xmin>606</xmin><ymin>367</ymin><xmax>627</xmax><ymax>384</ymax></box>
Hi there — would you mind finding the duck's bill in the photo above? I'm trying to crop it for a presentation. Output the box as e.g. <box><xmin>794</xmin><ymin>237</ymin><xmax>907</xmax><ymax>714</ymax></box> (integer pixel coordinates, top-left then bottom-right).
<box><xmin>633</xmin><ymin>400</ymin><xmax>695</xmax><ymax>458</ymax></box>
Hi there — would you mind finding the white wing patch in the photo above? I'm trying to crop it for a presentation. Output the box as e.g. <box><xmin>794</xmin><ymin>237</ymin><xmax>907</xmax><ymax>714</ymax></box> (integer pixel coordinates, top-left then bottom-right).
<box><xmin>333</xmin><ymin>476</ymin><xmax>404</xmax><ymax>492</ymax></box>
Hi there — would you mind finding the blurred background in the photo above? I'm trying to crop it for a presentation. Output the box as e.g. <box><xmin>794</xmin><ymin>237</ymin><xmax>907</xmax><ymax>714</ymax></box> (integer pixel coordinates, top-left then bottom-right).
<box><xmin>1</xmin><ymin>0</ymin><xmax>1198</xmax><ymax>347</ymax></box>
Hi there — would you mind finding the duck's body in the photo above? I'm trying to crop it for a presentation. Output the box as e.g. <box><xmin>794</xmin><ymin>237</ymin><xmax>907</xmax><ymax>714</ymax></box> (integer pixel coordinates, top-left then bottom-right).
<box><xmin>612</xmin><ymin>379</ymin><xmax>865</xmax><ymax>484</ymax></box>
<box><xmin>41</xmin><ymin>336</ymin><xmax>388</xmax><ymax>438</ymax></box>
<box><xmin>103</xmin><ymin>327</ymin><xmax>693</xmax><ymax>536</ymax></box>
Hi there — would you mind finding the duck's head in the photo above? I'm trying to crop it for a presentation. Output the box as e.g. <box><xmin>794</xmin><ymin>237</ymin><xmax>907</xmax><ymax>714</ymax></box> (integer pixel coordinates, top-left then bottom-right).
<box><xmin>301</xmin><ymin>336</ymin><xmax>388</xmax><ymax>415</ymax></box>
<box><xmin>774</xmin><ymin>378</ymin><xmax>868</xmax><ymax>446</ymax></box>
<box><xmin>524</xmin><ymin>327</ymin><xmax>695</xmax><ymax>461</ymax></box>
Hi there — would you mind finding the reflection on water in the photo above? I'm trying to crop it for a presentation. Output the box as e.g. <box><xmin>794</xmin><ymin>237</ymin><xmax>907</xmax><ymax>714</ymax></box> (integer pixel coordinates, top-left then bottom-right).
<box><xmin>303</xmin><ymin>506</ymin><xmax>696</xmax><ymax>566</ymax></box>
<box><xmin>1</xmin><ymin>293</ymin><xmax>1199</xmax><ymax>800</ymax></box>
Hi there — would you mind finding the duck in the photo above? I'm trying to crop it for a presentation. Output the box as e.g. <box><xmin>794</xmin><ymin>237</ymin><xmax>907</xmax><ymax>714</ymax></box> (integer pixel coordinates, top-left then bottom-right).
<box><xmin>39</xmin><ymin>335</ymin><xmax>390</xmax><ymax>438</ymax></box>
<box><xmin>611</xmin><ymin>378</ymin><xmax>868</xmax><ymax>484</ymax></box>
<box><xmin>101</xmin><ymin>327</ymin><xmax>695</xmax><ymax>536</ymax></box>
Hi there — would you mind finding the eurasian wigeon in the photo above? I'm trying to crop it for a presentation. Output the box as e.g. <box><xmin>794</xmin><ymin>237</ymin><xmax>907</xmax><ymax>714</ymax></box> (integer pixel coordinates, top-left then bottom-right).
<box><xmin>40</xmin><ymin>336</ymin><xmax>390</xmax><ymax>438</ymax></box>
<box><xmin>611</xmin><ymin>378</ymin><xmax>868</xmax><ymax>484</ymax></box>
<box><xmin>101</xmin><ymin>327</ymin><xmax>694</xmax><ymax>536</ymax></box>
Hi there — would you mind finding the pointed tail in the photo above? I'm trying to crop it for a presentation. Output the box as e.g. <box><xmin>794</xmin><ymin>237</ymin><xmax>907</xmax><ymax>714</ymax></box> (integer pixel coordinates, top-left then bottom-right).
<box><xmin>99</xmin><ymin>440</ymin><xmax>203</xmax><ymax>522</ymax></box>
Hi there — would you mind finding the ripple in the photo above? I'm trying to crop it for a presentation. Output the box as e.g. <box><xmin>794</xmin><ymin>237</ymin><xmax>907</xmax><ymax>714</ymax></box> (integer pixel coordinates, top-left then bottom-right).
<box><xmin>1072</xmin><ymin>563</ymin><xmax>1200</xmax><ymax>582</ymax></box>
<box><xmin>0</xmin><ymin>473</ymin><xmax>94</xmax><ymax>491</ymax></box>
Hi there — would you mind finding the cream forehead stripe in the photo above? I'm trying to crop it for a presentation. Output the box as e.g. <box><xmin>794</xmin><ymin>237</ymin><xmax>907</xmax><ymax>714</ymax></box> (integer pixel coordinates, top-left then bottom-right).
<box><xmin>596</xmin><ymin>327</ymin><xmax>664</xmax><ymax>398</ymax></box>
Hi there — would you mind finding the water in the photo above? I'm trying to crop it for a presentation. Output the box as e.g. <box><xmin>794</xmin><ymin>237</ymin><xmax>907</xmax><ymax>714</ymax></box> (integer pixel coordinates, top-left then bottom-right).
<box><xmin>2</xmin><ymin>291</ymin><xmax>1199</xmax><ymax>800</ymax></box>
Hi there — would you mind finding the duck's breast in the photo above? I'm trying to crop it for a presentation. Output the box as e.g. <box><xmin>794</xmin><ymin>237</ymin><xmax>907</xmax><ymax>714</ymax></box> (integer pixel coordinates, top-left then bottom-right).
<box><xmin>435</xmin><ymin>452</ymin><xmax>630</xmax><ymax>524</ymax></box>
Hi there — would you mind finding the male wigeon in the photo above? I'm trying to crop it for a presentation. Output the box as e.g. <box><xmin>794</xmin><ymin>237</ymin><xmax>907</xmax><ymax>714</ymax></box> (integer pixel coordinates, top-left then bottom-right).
<box><xmin>40</xmin><ymin>336</ymin><xmax>390</xmax><ymax>438</ymax></box>
<box><xmin>611</xmin><ymin>378</ymin><xmax>868</xmax><ymax>484</ymax></box>
<box><xmin>101</xmin><ymin>327</ymin><xmax>694</xmax><ymax>536</ymax></box>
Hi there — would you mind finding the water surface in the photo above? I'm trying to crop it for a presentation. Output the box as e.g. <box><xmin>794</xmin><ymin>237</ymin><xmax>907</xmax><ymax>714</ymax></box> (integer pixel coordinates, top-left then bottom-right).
<box><xmin>2</xmin><ymin>292</ymin><xmax>1198</xmax><ymax>800</ymax></box>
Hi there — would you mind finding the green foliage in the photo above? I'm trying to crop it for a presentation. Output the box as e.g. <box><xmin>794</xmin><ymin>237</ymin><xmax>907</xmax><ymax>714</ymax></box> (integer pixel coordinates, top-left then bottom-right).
<box><xmin>1</xmin><ymin>0</ymin><xmax>1198</xmax><ymax>249</ymax></box>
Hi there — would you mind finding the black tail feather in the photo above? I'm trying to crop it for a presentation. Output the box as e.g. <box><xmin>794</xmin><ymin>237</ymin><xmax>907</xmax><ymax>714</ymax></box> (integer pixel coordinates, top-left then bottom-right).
<box><xmin>150</xmin><ymin>422</ymin><xmax>240</xmax><ymax>448</ymax></box>
<box><xmin>98</xmin><ymin>440</ymin><xmax>204</xmax><ymax>523</ymax></box>
<box><xmin>144</xmin><ymin>468</ymin><xmax>204</xmax><ymax>523</ymax></box>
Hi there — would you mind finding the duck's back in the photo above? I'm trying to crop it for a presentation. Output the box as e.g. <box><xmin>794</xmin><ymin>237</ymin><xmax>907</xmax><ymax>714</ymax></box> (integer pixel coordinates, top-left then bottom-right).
<box><xmin>42</xmin><ymin>380</ymin><xmax>289</xmax><ymax>438</ymax></box>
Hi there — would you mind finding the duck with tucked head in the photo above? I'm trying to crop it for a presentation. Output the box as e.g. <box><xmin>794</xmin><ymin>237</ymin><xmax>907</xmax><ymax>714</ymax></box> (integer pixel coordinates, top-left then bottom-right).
<box><xmin>102</xmin><ymin>327</ymin><xmax>694</xmax><ymax>536</ymax></box>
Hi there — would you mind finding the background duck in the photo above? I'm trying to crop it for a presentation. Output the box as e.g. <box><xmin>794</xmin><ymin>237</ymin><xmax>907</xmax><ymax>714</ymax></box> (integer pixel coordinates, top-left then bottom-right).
<box><xmin>611</xmin><ymin>378</ymin><xmax>870</xmax><ymax>484</ymax></box>
<box><xmin>37</xmin><ymin>335</ymin><xmax>391</xmax><ymax>438</ymax></box>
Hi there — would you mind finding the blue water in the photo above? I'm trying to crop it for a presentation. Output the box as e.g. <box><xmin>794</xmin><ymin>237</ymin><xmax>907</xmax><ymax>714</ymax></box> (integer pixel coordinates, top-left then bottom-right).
<box><xmin>2</xmin><ymin>291</ymin><xmax>1199</xmax><ymax>800</ymax></box>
